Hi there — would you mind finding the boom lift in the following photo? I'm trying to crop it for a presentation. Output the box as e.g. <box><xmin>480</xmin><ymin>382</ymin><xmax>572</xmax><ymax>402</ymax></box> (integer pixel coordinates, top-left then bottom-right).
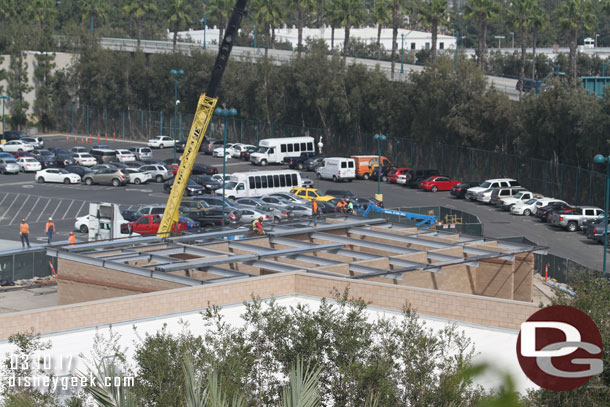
<box><xmin>158</xmin><ymin>0</ymin><xmax>249</xmax><ymax>237</ymax></box>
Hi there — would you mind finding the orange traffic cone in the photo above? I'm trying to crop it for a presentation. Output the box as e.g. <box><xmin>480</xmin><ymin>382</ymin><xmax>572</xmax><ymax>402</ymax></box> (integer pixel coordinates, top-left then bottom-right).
<box><xmin>80</xmin><ymin>137</ymin><xmax>84</xmax><ymax>144</ymax></box>
<box><xmin>98</xmin><ymin>134</ymin><xmax>100</xmax><ymax>143</ymax></box>
<box><xmin>105</xmin><ymin>134</ymin><xmax>107</xmax><ymax>142</ymax></box>
<box><xmin>65</xmin><ymin>136</ymin><xmax>69</xmax><ymax>143</ymax></box>
<box><xmin>113</xmin><ymin>132</ymin><xmax>116</xmax><ymax>142</ymax></box>
<box><xmin>89</xmin><ymin>135</ymin><xmax>92</xmax><ymax>144</ymax></box>
<box><xmin>73</xmin><ymin>136</ymin><xmax>77</xmax><ymax>143</ymax></box>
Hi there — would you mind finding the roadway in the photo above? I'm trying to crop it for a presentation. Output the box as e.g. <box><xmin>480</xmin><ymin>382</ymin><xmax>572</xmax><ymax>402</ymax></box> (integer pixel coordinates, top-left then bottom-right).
<box><xmin>0</xmin><ymin>135</ymin><xmax>603</xmax><ymax>270</ymax></box>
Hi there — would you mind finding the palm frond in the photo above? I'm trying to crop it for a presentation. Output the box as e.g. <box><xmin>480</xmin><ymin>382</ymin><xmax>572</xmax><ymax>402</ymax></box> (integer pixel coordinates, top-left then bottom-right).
<box><xmin>79</xmin><ymin>360</ymin><xmax>138</xmax><ymax>407</ymax></box>
<box><xmin>281</xmin><ymin>358</ymin><xmax>321</xmax><ymax>407</ymax></box>
<box><xmin>182</xmin><ymin>353</ymin><xmax>207</xmax><ymax>407</ymax></box>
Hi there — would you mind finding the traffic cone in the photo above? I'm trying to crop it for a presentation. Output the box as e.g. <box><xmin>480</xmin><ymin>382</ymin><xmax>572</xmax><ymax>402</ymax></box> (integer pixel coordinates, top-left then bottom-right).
<box><xmin>80</xmin><ymin>137</ymin><xmax>84</xmax><ymax>144</ymax></box>
<box><xmin>105</xmin><ymin>134</ymin><xmax>107</xmax><ymax>142</ymax></box>
<box><xmin>65</xmin><ymin>136</ymin><xmax>69</xmax><ymax>143</ymax></box>
<box><xmin>89</xmin><ymin>135</ymin><xmax>92</xmax><ymax>144</ymax></box>
<box><xmin>98</xmin><ymin>134</ymin><xmax>100</xmax><ymax>143</ymax></box>
<box><xmin>113</xmin><ymin>132</ymin><xmax>116</xmax><ymax>142</ymax></box>
<box><xmin>73</xmin><ymin>136</ymin><xmax>77</xmax><ymax>143</ymax></box>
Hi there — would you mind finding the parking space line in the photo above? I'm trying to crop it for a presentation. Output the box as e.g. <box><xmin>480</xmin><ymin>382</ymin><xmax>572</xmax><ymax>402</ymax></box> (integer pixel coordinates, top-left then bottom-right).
<box><xmin>0</xmin><ymin>193</ymin><xmax>10</xmax><ymax>209</ymax></box>
<box><xmin>49</xmin><ymin>199</ymin><xmax>65</xmax><ymax>220</ymax></box>
<box><xmin>75</xmin><ymin>201</ymin><xmax>87</xmax><ymax>217</ymax></box>
<box><xmin>23</xmin><ymin>198</ymin><xmax>41</xmax><ymax>224</ymax></box>
<box><xmin>35</xmin><ymin>199</ymin><xmax>52</xmax><ymax>223</ymax></box>
<box><xmin>0</xmin><ymin>194</ymin><xmax>19</xmax><ymax>224</ymax></box>
<box><xmin>9</xmin><ymin>195</ymin><xmax>30</xmax><ymax>225</ymax></box>
<box><xmin>62</xmin><ymin>200</ymin><xmax>75</xmax><ymax>220</ymax></box>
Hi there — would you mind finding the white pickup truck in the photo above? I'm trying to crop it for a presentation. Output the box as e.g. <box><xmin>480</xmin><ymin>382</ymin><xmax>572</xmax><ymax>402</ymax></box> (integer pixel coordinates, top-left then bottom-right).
<box><xmin>499</xmin><ymin>191</ymin><xmax>540</xmax><ymax>211</ymax></box>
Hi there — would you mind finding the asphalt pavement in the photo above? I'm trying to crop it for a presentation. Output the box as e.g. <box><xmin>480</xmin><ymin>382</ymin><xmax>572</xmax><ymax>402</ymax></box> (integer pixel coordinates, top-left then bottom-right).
<box><xmin>0</xmin><ymin>134</ymin><xmax>605</xmax><ymax>271</ymax></box>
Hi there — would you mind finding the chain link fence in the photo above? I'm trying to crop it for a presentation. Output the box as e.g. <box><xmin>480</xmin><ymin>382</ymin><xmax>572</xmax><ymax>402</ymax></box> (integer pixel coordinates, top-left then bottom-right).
<box><xmin>0</xmin><ymin>248</ymin><xmax>56</xmax><ymax>283</ymax></box>
<box><xmin>52</xmin><ymin>104</ymin><xmax>607</xmax><ymax>207</ymax></box>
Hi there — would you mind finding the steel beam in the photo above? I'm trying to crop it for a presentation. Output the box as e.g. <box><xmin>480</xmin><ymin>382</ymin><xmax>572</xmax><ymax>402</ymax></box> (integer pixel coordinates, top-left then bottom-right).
<box><xmin>310</xmin><ymin>232</ymin><xmax>408</xmax><ymax>254</ymax></box>
<box><xmin>155</xmin><ymin>254</ymin><xmax>257</xmax><ymax>272</ymax></box>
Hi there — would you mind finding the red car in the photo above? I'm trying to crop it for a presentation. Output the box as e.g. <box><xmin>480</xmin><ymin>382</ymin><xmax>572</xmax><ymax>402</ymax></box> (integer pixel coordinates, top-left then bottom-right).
<box><xmin>387</xmin><ymin>167</ymin><xmax>410</xmax><ymax>183</ymax></box>
<box><xmin>419</xmin><ymin>176</ymin><xmax>461</xmax><ymax>192</ymax></box>
<box><xmin>11</xmin><ymin>151</ymin><xmax>35</xmax><ymax>159</ymax></box>
<box><xmin>124</xmin><ymin>214</ymin><xmax>189</xmax><ymax>235</ymax></box>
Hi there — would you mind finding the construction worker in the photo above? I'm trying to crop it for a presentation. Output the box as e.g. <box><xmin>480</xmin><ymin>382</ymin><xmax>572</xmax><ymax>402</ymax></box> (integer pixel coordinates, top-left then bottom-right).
<box><xmin>19</xmin><ymin>219</ymin><xmax>31</xmax><ymax>248</ymax></box>
<box><xmin>251</xmin><ymin>216</ymin><xmax>265</xmax><ymax>235</ymax></box>
<box><xmin>312</xmin><ymin>199</ymin><xmax>318</xmax><ymax>226</ymax></box>
<box><xmin>346</xmin><ymin>199</ymin><xmax>354</xmax><ymax>214</ymax></box>
<box><xmin>45</xmin><ymin>217</ymin><xmax>55</xmax><ymax>244</ymax></box>
<box><xmin>68</xmin><ymin>232</ymin><xmax>76</xmax><ymax>246</ymax></box>
<box><xmin>336</xmin><ymin>199</ymin><xmax>344</xmax><ymax>213</ymax></box>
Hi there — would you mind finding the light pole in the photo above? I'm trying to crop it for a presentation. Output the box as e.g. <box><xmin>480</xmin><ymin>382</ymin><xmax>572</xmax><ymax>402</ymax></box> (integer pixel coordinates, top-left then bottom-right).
<box><xmin>594</xmin><ymin>154</ymin><xmax>610</xmax><ymax>279</ymax></box>
<box><xmin>0</xmin><ymin>95</ymin><xmax>9</xmax><ymax>135</ymax></box>
<box><xmin>201</xmin><ymin>15</ymin><xmax>207</xmax><ymax>50</ymax></box>
<box><xmin>170</xmin><ymin>69</ymin><xmax>184</xmax><ymax>164</ymax></box>
<box><xmin>494</xmin><ymin>35</ymin><xmax>504</xmax><ymax>49</ymax></box>
<box><xmin>373</xmin><ymin>134</ymin><xmax>386</xmax><ymax>197</ymax></box>
<box><xmin>510</xmin><ymin>32</ymin><xmax>514</xmax><ymax>48</ymax></box>
<box><xmin>215</xmin><ymin>107</ymin><xmax>238</xmax><ymax>226</ymax></box>
<box><xmin>401</xmin><ymin>33</ymin><xmax>404</xmax><ymax>74</ymax></box>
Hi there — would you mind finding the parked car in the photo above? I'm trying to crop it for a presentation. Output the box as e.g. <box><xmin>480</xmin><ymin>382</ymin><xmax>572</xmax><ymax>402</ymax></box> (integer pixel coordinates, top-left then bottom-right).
<box><xmin>235</xmin><ymin>197</ymin><xmax>291</xmax><ymax>221</ymax></box>
<box><xmin>147</xmin><ymin>136</ymin><xmax>175</xmax><ymax>149</ymax></box>
<box><xmin>466</xmin><ymin>178</ymin><xmax>520</xmax><ymax>200</ymax></box>
<box><xmin>238</xmin><ymin>207</ymin><xmax>273</xmax><ymax>224</ymax></box>
<box><xmin>90</xmin><ymin>144</ymin><xmax>110</xmax><ymax>150</ymax></box>
<box><xmin>231</xmin><ymin>144</ymin><xmax>255</xmax><ymax>158</ymax></box>
<box><xmin>35</xmin><ymin>168</ymin><xmax>81</xmax><ymax>184</ymax></box>
<box><xmin>89</xmin><ymin>148</ymin><xmax>117</xmax><ymax>164</ymax></box>
<box><xmin>83</xmin><ymin>168</ymin><xmax>127</xmax><ymax>186</ymax></box>
<box><xmin>16</xmin><ymin>157</ymin><xmax>42</xmax><ymax>172</ymax></box>
<box><xmin>115</xmin><ymin>149</ymin><xmax>137</xmax><ymax>163</ymax></box>
<box><xmin>283</xmin><ymin>204</ymin><xmax>311</xmax><ymax>217</ymax></box>
<box><xmin>352</xmin><ymin>197</ymin><xmax>384</xmax><ymax>210</ymax></box>
<box><xmin>163</xmin><ymin>177</ymin><xmax>206</xmax><ymax>195</ymax></box>
<box><xmin>489</xmin><ymin>186</ymin><xmax>526</xmax><ymax>206</ymax></box>
<box><xmin>73</xmin><ymin>153</ymin><xmax>96</xmax><ymax>166</ymax></box>
<box><xmin>129</xmin><ymin>146</ymin><xmax>153</xmax><ymax>160</ymax></box>
<box><xmin>325</xmin><ymin>190</ymin><xmax>355</xmax><ymax>198</ymax></box>
<box><xmin>387</xmin><ymin>167</ymin><xmax>410</xmax><ymax>183</ymax></box>
<box><xmin>122</xmin><ymin>168</ymin><xmax>152</xmax><ymax>184</ymax></box>
<box><xmin>190</xmin><ymin>175</ymin><xmax>222</xmax><ymax>193</ymax></box>
<box><xmin>511</xmin><ymin>198</ymin><xmax>566</xmax><ymax>216</ymax></box>
<box><xmin>581</xmin><ymin>214</ymin><xmax>607</xmax><ymax>236</ymax></box>
<box><xmin>34</xmin><ymin>149</ymin><xmax>56</xmax><ymax>168</ymax></box>
<box><xmin>53</xmin><ymin>153</ymin><xmax>76</xmax><ymax>168</ymax></box>
<box><xmin>0</xmin><ymin>158</ymin><xmax>19</xmax><ymax>174</ymax></box>
<box><xmin>11</xmin><ymin>151</ymin><xmax>35</xmax><ymax>159</ymax></box>
<box><xmin>268</xmin><ymin>192</ymin><xmax>310</xmax><ymax>205</ymax></box>
<box><xmin>499</xmin><ymin>190</ymin><xmax>539</xmax><ymax>211</ymax></box>
<box><xmin>397</xmin><ymin>168</ymin><xmax>440</xmax><ymax>188</ymax></box>
<box><xmin>125</xmin><ymin>214</ymin><xmax>188</xmax><ymax>235</ymax></box>
<box><xmin>475</xmin><ymin>188</ymin><xmax>495</xmax><ymax>204</ymax></box>
<box><xmin>285</xmin><ymin>152</ymin><xmax>318</xmax><ymax>170</ymax></box>
<box><xmin>0</xmin><ymin>140</ymin><xmax>34</xmax><ymax>152</ymax></box>
<box><xmin>70</xmin><ymin>146</ymin><xmax>89</xmax><ymax>154</ymax></box>
<box><xmin>1</xmin><ymin>130</ymin><xmax>27</xmax><ymax>141</ymax></box>
<box><xmin>194</xmin><ymin>207</ymin><xmax>241</xmax><ymax>227</ymax></box>
<box><xmin>139</xmin><ymin>164</ymin><xmax>173</xmax><ymax>182</ymax></box>
<box><xmin>304</xmin><ymin>156</ymin><xmax>324</xmax><ymax>172</ymax></box>
<box><xmin>212</xmin><ymin>144</ymin><xmax>234</xmax><ymax>158</ymax></box>
<box><xmin>202</xmin><ymin>139</ymin><xmax>224</xmax><ymax>155</ymax></box>
<box><xmin>300</xmin><ymin>173</ymin><xmax>314</xmax><ymax>187</ymax></box>
<box><xmin>241</xmin><ymin>146</ymin><xmax>257</xmax><ymax>161</ymax></box>
<box><xmin>450</xmin><ymin>181</ymin><xmax>479</xmax><ymax>199</ymax></box>
<box><xmin>289</xmin><ymin>187</ymin><xmax>335</xmax><ymax>202</ymax></box>
<box><xmin>121</xmin><ymin>210</ymin><xmax>144</xmax><ymax>222</ymax></box>
<box><xmin>419</xmin><ymin>176</ymin><xmax>461</xmax><ymax>192</ymax></box>
<box><xmin>192</xmin><ymin>163</ymin><xmax>218</xmax><ymax>175</ymax></box>
<box><xmin>21</xmin><ymin>137</ymin><xmax>43</xmax><ymax>149</ymax></box>
<box><xmin>369</xmin><ymin>165</ymin><xmax>396</xmax><ymax>182</ymax></box>
<box><xmin>535</xmin><ymin>202</ymin><xmax>573</xmax><ymax>223</ymax></box>
<box><xmin>551</xmin><ymin>206</ymin><xmax>605</xmax><ymax>232</ymax></box>
<box><xmin>64</xmin><ymin>165</ymin><xmax>93</xmax><ymax>178</ymax></box>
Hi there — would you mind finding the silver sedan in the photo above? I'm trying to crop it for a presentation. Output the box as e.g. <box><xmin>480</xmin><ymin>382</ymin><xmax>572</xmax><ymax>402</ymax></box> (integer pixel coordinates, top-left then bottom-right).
<box><xmin>235</xmin><ymin>197</ymin><xmax>292</xmax><ymax>222</ymax></box>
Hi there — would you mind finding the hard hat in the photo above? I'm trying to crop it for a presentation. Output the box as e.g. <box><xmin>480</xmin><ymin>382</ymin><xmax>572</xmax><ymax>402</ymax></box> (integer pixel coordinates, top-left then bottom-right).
<box><xmin>69</xmin><ymin>232</ymin><xmax>73</xmax><ymax>235</ymax></box>
<box><xmin>21</xmin><ymin>219</ymin><xmax>25</xmax><ymax>222</ymax></box>
<box><xmin>48</xmin><ymin>217</ymin><xmax>52</xmax><ymax>221</ymax></box>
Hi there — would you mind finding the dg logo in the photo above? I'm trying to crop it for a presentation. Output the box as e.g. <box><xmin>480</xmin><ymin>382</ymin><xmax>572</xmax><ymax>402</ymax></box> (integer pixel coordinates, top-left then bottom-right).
<box><xmin>516</xmin><ymin>305</ymin><xmax>603</xmax><ymax>391</ymax></box>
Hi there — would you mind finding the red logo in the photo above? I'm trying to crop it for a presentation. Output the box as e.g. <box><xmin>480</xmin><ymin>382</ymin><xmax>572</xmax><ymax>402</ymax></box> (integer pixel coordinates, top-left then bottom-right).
<box><xmin>516</xmin><ymin>305</ymin><xmax>603</xmax><ymax>391</ymax></box>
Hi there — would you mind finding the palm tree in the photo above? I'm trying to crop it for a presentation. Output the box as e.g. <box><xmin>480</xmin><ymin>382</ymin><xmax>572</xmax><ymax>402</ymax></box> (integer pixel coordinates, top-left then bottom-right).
<box><xmin>418</xmin><ymin>0</ymin><xmax>449</xmax><ymax>65</ymax></box>
<box><xmin>559</xmin><ymin>0</ymin><xmax>596</xmax><ymax>85</ymax></box>
<box><xmin>206</xmin><ymin>0</ymin><xmax>233</xmax><ymax>46</ymax></box>
<box><xmin>339</xmin><ymin>0</ymin><xmax>366</xmax><ymax>59</ymax></box>
<box><xmin>166</xmin><ymin>0</ymin><xmax>191</xmax><ymax>52</ymax></box>
<box><xmin>25</xmin><ymin>0</ymin><xmax>57</xmax><ymax>30</ymax></box>
<box><xmin>80</xmin><ymin>0</ymin><xmax>109</xmax><ymax>35</ymax></box>
<box><xmin>530</xmin><ymin>3</ymin><xmax>548</xmax><ymax>80</ymax></box>
<box><xmin>326</xmin><ymin>0</ymin><xmax>344</xmax><ymax>52</ymax></box>
<box><xmin>390</xmin><ymin>0</ymin><xmax>407</xmax><ymax>78</ymax></box>
<box><xmin>123</xmin><ymin>0</ymin><xmax>158</xmax><ymax>48</ymax></box>
<box><xmin>253</xmin><ymin>0</ymin><xmax>283</xmax><ymax>56</ymax></box>
<box><xmin>372</xmin><ymin>0</ymin><xmax>391</xmax><ymax>59</ymax></box>
<box><xmin>463</xmin><ymin>0</ymin><xmax>501</xmax><ymax>70</ymax></box>
<box><xmin>295</xmin><ymin>0</ymin><xmax>315</xmax><ymax>56</ymax></box>
<box><xmin>280</xmin><ymin>359</ymin><xmax>322</xmax><ymax>407</ymax></box>
<box><xmin>509</xmin><ymin>0</ymin><xmax>536</xmax><ymax>95</ymax></box>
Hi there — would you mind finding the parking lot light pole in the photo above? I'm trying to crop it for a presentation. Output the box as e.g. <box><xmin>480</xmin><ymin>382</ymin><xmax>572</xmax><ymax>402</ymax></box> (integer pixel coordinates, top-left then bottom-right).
<box><xmin>401</xmin><ymin>33</ymin><xmax>404</xmax><ymax>74</ymax></box>
<box><xmin>170</xmin><ymin>69</ymin><xmax>184</xmax><ymax>163</ymax></box>
<box><xmin>373</xmin><ymin>134</ymin><xmax>386</xmax><ymax>196</ymax></box>
<box><xmin>594</xmin><ymin>154</ymin><xmax>609</xmax><ymax>279</ymax></box>
<box><xmin>0</xmin><ymin>95</ymin><xmax>9</xmax><ymax>135</ymax></box>
<box><xmin>215</xmin><ymin>107</ymin><xmax>238</xmax><ymax>226</ymax></box>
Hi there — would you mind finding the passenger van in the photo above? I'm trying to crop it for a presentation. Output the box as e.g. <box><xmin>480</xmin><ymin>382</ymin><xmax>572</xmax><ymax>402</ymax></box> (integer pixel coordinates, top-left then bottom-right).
<box><xmin>222</xmin><ymin>170</ymin><xmax>302</xmax><ymax>199</ymax></box>
<box><xmin>90</xmin><ymin>148</ymin><xmax>117</xmax><ymax>163</ymax></box>
<box><xmin>250</xmin><ymin>136</ymin><xmax>315</xmax><ymax>166</ymax></box>
<box><xmin>316</xmin><ymin>157</ymin><xmax>356</xmax><ymax>182</ymax></box>
<box><xmin>350</xmin><ymin>155</ymin><xmax>391</xmax><ymax>179</ymax></box>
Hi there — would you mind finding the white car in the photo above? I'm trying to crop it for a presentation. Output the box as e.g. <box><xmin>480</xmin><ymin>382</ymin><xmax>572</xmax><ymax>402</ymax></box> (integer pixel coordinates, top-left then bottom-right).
<box><xmin>211</xmin><ymin>174</ymin><xmax>230</xmax><ymax>183</ymax></box>
<box><xmin>511</xmin><ymin>198</ymin><xmax>552</xmax><ymax>216</ymax></box>
<box><xmin>74</xmin><ymin>213</ymin><xmax>134</xmax><ymax>234</ymax></box>
<box><xmin>73</xmin><ymin>153</ymin><xmax>97</xmax><ymax>166</ymax></box>
<box><xmin>21</xmin><ymin>137</ymin><xmax>44</xmax><ymax>149</ymax></box>
<box><xmin>212</xmin><ymin>144</ymin><xmax>234</xmax><ymax>158</ymax></box>
<box><xmin>0</xmin><ymin>140</ymin><xmax>35</xmax><ymax>153</ymax></box>
<box><xmin>147</xmin><ymin>136</ymin><xmax>175</xmax><ymax>149</ymax></box>
<box><xmin>16</xmin><ymin>157</ymin><xmax>42</xmax><ymax>172</ymax></box>
<box><xmin>115</xmin><ymin>149</ymin><xmax>137</xmax><ymax>162</ymax></box>
<box><xmin>230</xmin><ymin>143</ymin><xmax>255</xmax><ymax>158</ymax></box>
<box><xmin>123</xmin><ymin>168</ymin><xmax>152</xmax><ymax>184</ymax></box>
<box><xmin>36</xmin><ymin>168</ymin><xmax>81</xmax><ymax>184</ymax></box>
<box><xmin>476</xmin><ymin>189</ymin><xmax>493</xmax><ymax>204</ymax></box>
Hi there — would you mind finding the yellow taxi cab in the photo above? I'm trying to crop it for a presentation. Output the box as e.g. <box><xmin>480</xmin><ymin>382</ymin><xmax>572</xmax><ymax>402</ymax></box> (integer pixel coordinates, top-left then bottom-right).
<box><xmin>289</xmin><ymin>187</ymin><xmax>336</xmax><ymax>202</ymax></box>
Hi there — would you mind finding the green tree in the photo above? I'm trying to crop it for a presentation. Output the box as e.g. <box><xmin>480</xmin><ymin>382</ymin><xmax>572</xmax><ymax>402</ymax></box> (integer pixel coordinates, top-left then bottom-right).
<box><xmin>464</xmin><ymin>0</ymin><xmax>502</xmax><ymax>69</ymax></box>
<box><xmin>325</xmin><ymin>0</ymin><xmax>344</xmax><ymax>52</ymax></box>
<box><xmin>253</xmin><ymin>0</ymin><xmax>284</xmax><ymax>55</ymax></box>
<box><xmin>508</xmin><ymin>0</ymin><xmax>536</xmax><ymax>94</ymax></box>
<box><xmin>558</xmin><ymin>0</ymin><xmax>596</xmax><ymax>85</ymax></box>
<box><xmin>166</xmin><ymin>0</ymin><xmax>191</xmax><ymax>52</ymax></box>
<box><xmin>530</xmin><ymin>2</ymin><xmax>548</xmax><ymax>80</ymax></box>
<box><xmin>372</xmin><ymin>0</ymin><xmax>391</xmax><ymax>59</ymax></box>
<box><xmin>123</xmin><ymin>0</ymin><xmax>158</xmax><ymax>48</ymax></box>
<box><xmin>33</xmin><ymin>52</ymin><xmax>57</xmax><ymax>132</ymax></box>
<box><xmin>418</xmin><ymin>0</ymin><xmax>449</xmax><ymax>65</ymax></box>
<box><xmin>24</xmin><ymin>0</ymin><xmax>57</xmax><ymax>31</ymax></box>
<box><xmin>293</xmin><ymin>0</ymin><xmax>315</xmax><ymax>56</ymax></box>
<box><xmin>206</xmin><ymin>0</ymin><xmax>233</xmax><ymax>46</ymax></box>
<box><xmin>338</xmin><ymin>0</ymin><xmax>366</xmax><ymax>59</ymax></box>
<box><xmin>80</xmin><ymin>0</ymin><xmax>109</xmax><ymax>35</ymax></box>
<box><xmin>6</xmin><ymin>51</ymin><xmax>32</xmax><ymax>129</ymax></box>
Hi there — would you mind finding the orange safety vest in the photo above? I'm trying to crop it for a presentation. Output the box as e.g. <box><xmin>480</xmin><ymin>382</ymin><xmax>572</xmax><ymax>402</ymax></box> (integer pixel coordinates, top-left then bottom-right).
<box><xmin>312</xmin><ymin>200</ymin><xmax>318</xmax><ymax>213</ymax></box>
<box><xmin>68</xmin><ymin>235</ymin><xmax>76</xmax><ymax>245</ymax></box>
<box><xmin>45</xmin><ymin>222</ymin><xmax>55</xmax><ymax>233</ymax></box>
<box><xmin>20</xmin><ymin>223</ymin><xmax>29</xmax><ymax>234</ymax></box>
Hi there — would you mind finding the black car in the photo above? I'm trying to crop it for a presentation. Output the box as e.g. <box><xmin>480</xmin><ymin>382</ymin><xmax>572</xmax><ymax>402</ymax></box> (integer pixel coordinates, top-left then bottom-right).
<box><xmin>304</xmin><ymin>157</ymin><xmax>324</xmax><ymax>172</ymax></box>
<box><xmin>121</xmin><ymin>210</ymin><xmax>143</xmax><ymax>222</ymax></box>
<box><xmin>64</xmin><ymin>165</ymin><xmax>93</xmax><ymax>178</ymax></box>
<box><xmin>241</xmin><ymin>146</ymin><xmax>257</xmax><ymax>161</ymax></box>
<box><xmin>325</xmin><ymin>189</ymin><xmax>355</xmax><ymax>198</ymax></box>
<box><xmin>139</xmin><ymin>159</ymin><xmax>165</xmax><ymax>165</ymax></box>
<box><xmin>1</xmin><ymin>130</ymin><xmax>27</xmax><ymax>142</ymax></box>
<box><xmin>370</xmin><ymin>165</ymin><xmax>395</xmax><ymax>182</ymax></box>
<box><xmin>450</xmin><ymin>181</ymin><xmax>480</xmax><ymax>199</ymax></box>
<box><xmin>34</xmin><ymin>149</ymin><xmax>56</xmax><ymax>168</ymax></box>
<box><xmin>53</xmin><ymin>153</ymin><xmax>76</xmax><ymax>168</ymax></box>
<box><xmin>190</xmin><ymin>175</ymin><xmax>222</xmax><ymax>192</ymax></box>
<box><xmin>535</xmin><ymin>202</ymin><xmax>573</xmax><ymax>223</ymax></box>
<box><xmin>317</xmin><ymin>200</ymin><xmax>338</xmax><ymax>214</ymax></box>
<box><xmin>163</xmin><ymin>177</ymin><xmax>205</xmax><ymax>196</ymax></box>
<box><xmin>401</xmin><ymin>168</ymin><xmax>440</xmax><ymax>188</ymax></box>
<box><xmin>192</xmin><ymin>163</ymin><xmax>218</xmax><ymax>175</ymax></box>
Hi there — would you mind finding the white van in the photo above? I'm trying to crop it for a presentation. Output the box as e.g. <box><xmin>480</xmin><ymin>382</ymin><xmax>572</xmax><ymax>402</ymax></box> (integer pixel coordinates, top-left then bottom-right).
<box><xmin>222</xmin><ymin>170</ymin><xmax>302</xmax><ymax>199</ymax></box>
<box><xmin>316</xmin><ymin>157</ymin><xmax>356</xmax><ymax>182</ymax></box>
<box><xmin>250</xmin><ymin>136</ymin><xmax>315</xmax><ymax>166</ymax></box>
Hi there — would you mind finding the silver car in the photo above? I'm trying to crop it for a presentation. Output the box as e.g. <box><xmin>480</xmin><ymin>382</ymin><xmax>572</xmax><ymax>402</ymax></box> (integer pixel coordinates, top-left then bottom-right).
<box><xmin>129</xmin><ymin>146</ymin><xmax>153</xmax><ymax>160</ymax></box>
<box><xmin>269</xmin><ymin>193</ymin><xmax>309</xmax><ymax>205</ymax></box>
<box><xmin>123</xmin><ymin>168</ymin><xmax>152</xmax><ymax>184</ymax></box>
<box><xmin>0</xmin><ymin>158</ymin><xmax>20</xmax><ymax>174</ymax></box>
<box><xmin>284</xmin><ymin>204</ymin><xmax>312</xmax><ymax>218</ymax></box>
<box><xmin>238</xmin><ymin>207</ymin><xmax>273</xmax><ymax>224</ymax></box>
<box><xmin>235</xmin><ymin>197</ymin><xmax>291</xmax><ymax>221</ymax></box>
<box><xmin>139</xmin><ymin>164</ymin><xmax>172</xmax><ymax>183</ymax></box>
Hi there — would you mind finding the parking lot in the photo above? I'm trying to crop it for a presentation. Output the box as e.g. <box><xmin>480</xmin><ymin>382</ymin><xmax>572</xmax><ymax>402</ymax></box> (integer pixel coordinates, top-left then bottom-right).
<box><xmin>0</xmin><ymin>134</ymin><xmax>606</xmax><ymax>271</ymax></box>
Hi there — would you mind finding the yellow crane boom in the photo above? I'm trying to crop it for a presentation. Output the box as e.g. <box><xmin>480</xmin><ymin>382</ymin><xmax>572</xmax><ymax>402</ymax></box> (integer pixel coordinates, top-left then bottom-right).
<box><xmin>157</xmin><ymin>0</ymin><xmax>249</xmax><ymax>237</ymax></box>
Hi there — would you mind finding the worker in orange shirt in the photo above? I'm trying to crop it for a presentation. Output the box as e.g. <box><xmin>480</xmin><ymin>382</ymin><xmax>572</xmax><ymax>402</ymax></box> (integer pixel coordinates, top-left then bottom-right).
<box><xmin>45</xmin><ymin>217</ymin><xmax>55</xmax><ymax>244</ymax></box>
<box><xmin>68</xmin><ymin>232</ymin><xmax>76</xmax><ymax>246</ymax></box>
<box><xmin>312</xmin><ymin>199</ymin><xmax>319</xmax><ymax>227</ymax></box>
<box><xmin>336</xmin><ymin>199</ymin><xmax>344</xmax><ymax>213</ymax></box>
<box><xmin>19</xmin><ymin>219</ymin><xmax>31</xmax><ymax>248</ymax></box>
